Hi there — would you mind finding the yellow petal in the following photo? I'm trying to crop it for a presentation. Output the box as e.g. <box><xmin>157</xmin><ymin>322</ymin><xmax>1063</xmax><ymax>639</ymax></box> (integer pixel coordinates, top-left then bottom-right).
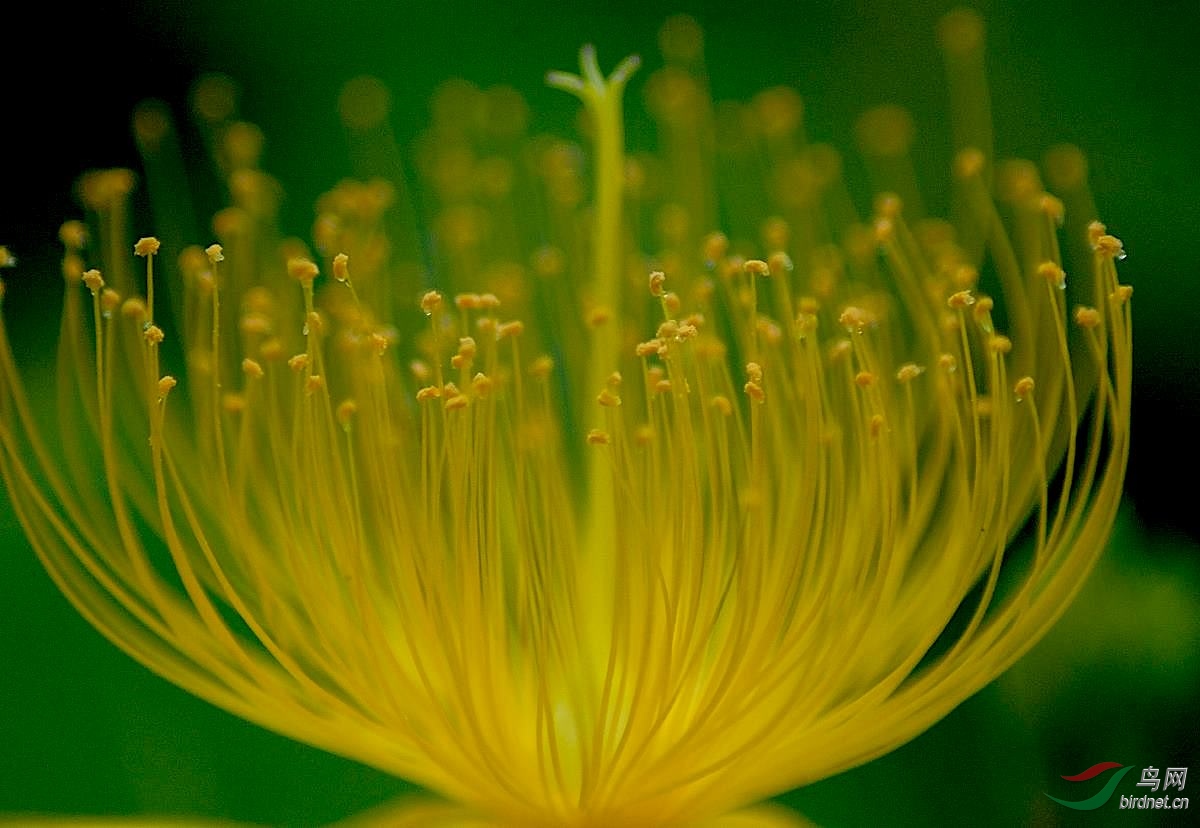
<box><xmin>335</xmin><ymin>797</ymin><xmax>494</xmax><ymax>827</ymax></box>
<box><xmin>699</xmin><ymin>804</ymin><xmax>816</xmax><ymax>828</ymax></box>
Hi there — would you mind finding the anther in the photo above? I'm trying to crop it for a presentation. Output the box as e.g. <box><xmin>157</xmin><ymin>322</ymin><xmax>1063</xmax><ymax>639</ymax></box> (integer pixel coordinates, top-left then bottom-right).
<box><xmin>471</xmin><ymin>373</ymin><xmax>493</xmax><ymax>397</ymax></box>
<box><xmin>62</xmin><ymin>254</ymin><xmax>84</xmax><ymax>284</ymax></box>
<box><xmin>1093</xmin><ymin>233</ymin><xmax>1126</xmax><ymax>260</ymax></box>
<box><xmin>336</xmin><ymin>399</ymin><xmax>357</xmax><ymax>426</ymax></box>
<box><xmin>973</xmin><ymin>296</ymin><xmax>994</xmax><ymax>320</ymax></box>
<box><xmin>416</xmin><ymin>386</ymin><xmax>442</xmax><ymax>402</ymax></box>
<box><xmin>240</xmin><ymin>313</ymin><xmax>271</xmax><ymax>335</ymax></box>
<box><xmin>288</xmin><ymin>257</ymin><xmax>319</xmax><ymax>283</ymax></box>
<box><xmin>586</xmin><ymin>429</ymin><xmax>610</xmax><ymax>445</ymax></box>
<box><xmin>636</xmin><ymin>339</ymin><xmax>663</xmax><ymax>358</ymax></box>
<box><xmin>121</xmin><ymin>298</ymin><xmax>147</xmax><ymax>322</ymax></box>
<box><xmin>532</xmin><ymin>246</ymin><xmax>566</xmax><ymax>278</ymax></box>
<box><xmin>839</xmin><ymin>306</ymin><xmax>871</xmax><ymax>333</ymax></box>
<box><xmin>997</xmin><ymin>160</ymin><xmax>1040</xmax><ymax>204</ymax></box>
<box><xmin>82</xmin><ymin>269</ymin><xmax>104</xmax><ymax>293</ymax></box>
<box><xmin>874</xmin><ymin>193</ymin><xmax>903</xmax><ymax>219</ymax></box>
<box><xmin>828</xmin><ymin>340</ymin><xmax>852</xmax><ymax>362</ymax></box>
<box><xmin>157</xmin><ymin>375</ymin><xmax>177</xmax><ymax>397</ymax></box>
<box><xmin>0</xmin><ymin>247</ymin><xmax>17</xmax><ymax>270</ymax></box>
<box><xmin>260</xmin><ymin>339</ymin><xmax>285</xmax><ymax>362</ymax></box>
<box><xmin>655</xmin><ymin>379</ymin><xmax>673</xmax><ymax>394</ymax></box>
<box><xmin>938</xmin><ymin>7</ymin><xmax>984</xmax><ymax>54</ymax></box>
<box><xmin>444</xmin><ymin>394</ymin><xmax>469</xmax><ymax>411</ymax></box>
<box><xmin>702</xmin><ymin>232</ymin><xmax>729</xmax><ymax>264</ymax></box>
<box><xmin>767</xmin><ymin>251</ymin><xmax>794</xmax><ymax>276</ymax></box>
<box><xmin>588</xmin><ymin>306</ymin><xmax>612</xmax><ymax>327</ymax></box>
<box><xmin>332</xmin><ymin>252</ymin><xmax>350</xmax><ymax>282</ymax></box>
<box><xmin>954</xmin><ymin>147</ymin><xmax>986</xmax><ymax>180</ymax></box>
<box><xmin>746</xmin><ymin>362</ymin><xmax>763</xmax><ymax>384</ymax></box>
<box><xmin>743</xmin><ymin>381</ymin><xmax>765</xmax><ymax>402</ymax></box>
<box><xmin>287</xmin><ymin>353</ymin><xmax>310</xmax><ymax>372</ymax></box>
<box><xmin>1086</xmin><ymin>221</ymin><xmax>1107</xmax><ymax>248</ymax></box>
<box><xmin>420</xmin><ymin>290</ymin><xmax>443</xmax><ymax>316</ymax></box>
<box><xmin>855</xmin><ymin>371</ymin><xmax>875</xmax><ymax>388</ymax></box>
<box><xmin>869</xmin><ymin>414</ymin><xmax>885</xmax><ymax>438</ymax></box>
<box><xmin>988</xmin><ymin>335</ymin><xmax>1013</xmax><ymax>354</ymax></box>
<box><xmin>761</xmin><ymin>216</ymin><xmax>790</xmax><ymax>251</ymax></box>
<box><xmin>597</xmin><ymin>388</ymin><xmax>622</xmax><ymax>407</ymax></box>
<box><xmin>952</xmin><ymin>265</ymin><xmax>979</xmax><ymax>289</ymax></box>
<box><xmin>1044</xmin><ymin>144</ymin><xmax>1088</xmax><ymax>192</ymax></box>
<box><xmin>744</xmin><ymin>259</ymin><xmax>770</xmax><ymax>278</ymax></box>
<box><xmin>1037</xmin><ymin>261</ymin><xmax>1066</xmax><ymax>289</ymax></box>
<box><xmin>133</xmin><ymin>237</ymin><xmax>161</xmax><ymax>257</ymax></box>
<box><xmin>1074</xmin><ymin>306</ymin><xmax>1101</xmax><ymax>329</ymax></box>
<box><xmin>78</xmin><ymin>169</ymin><xmax>135</xmax><ymax>211</ymax></box>
<box><xmin>756</xmin><ymin>319</ymin><xmax>782</xmax><ymax>344</ymax></box>
<box><xmin>455</xmin><ymin>293</ymin><xmax>482</xmax><ymax>311</ymax></box>
<box><xmin>710</xmin><ymin>395</ymin><xmax>733</xmax><ymax>416</ymax></box>
<box><xmin>1038</xmin><ymin>193</ymin><xmax>1065</xmax><ymax>224</ymax></box>
<box><xmin>1014</xmin><ymin>376</ymin><xmax>1035</xmax><ymax>400</ymax></box>
<box><xmin>497</xmin><ymin>320</ymin><xmax>524</xmax><ymax>339</ymax></box>
<box><xmin>529</xmin><ymin>355</ymin><xmax>555</xmax><ymax>378</ymax></box>
<box><xmin>410</xmin><ymin>361</ymin><xmax>432</xmax><ymax>383</ymax></box>
<box><xmin>938</xmin><ymin>353</ymin><xmax>957</xmax><ymax>372</ymax></box>
<box><xmin>222</xmin><ymin>393</ymin><xmax>247</xmax><ymax>414</ymax></box>
<box><xmin>213</xmin><ymin>208</ymin><xmax>250</xmax><ymax>239</ymax></box>
<box><xmin>242</xmin><ymin>358</ymin><xmax>264</xmax><ymax>379</ymax></box>
<box><xmin>649</xmin><ymin>270</ymin><xmax>666</xmax><ymax>297</ymax></box>
<box><xmin>662</xmin><ymin>292</ymin><xmax>682</xmax><ymax>315</ymax></box>
<box><xmin>896</xmin><ymin>363</ymin><xmax>925</xmax><ymax>383</ymax></box>
<box><xmin>874</xmin><ymin>217</ymin><xmax>895</xmax><ymax>244</ymax></box>
<box><xmin>59</xmin><ymin>221</ymin><xmax>88</xmax><ymax>250</ymax></box>
<box><xmin>243</xmin><ymin>287</ymin><xmax>273</xmax><ymax>314</ymax></box>
<box><xmin>92</xmin><ymin>285</ymin><xmax>118</xmax><ymax>312</ymax></box>
<box><xmin>143</xmin><ymin>325</ymin><xmax>165</xmax><ymax>344</ymax></box>
<box><xmin>1113</xmin><ymin>284</ymin><xmax>1134</xmax><ymax>304</ymax></box>
<box><xmin>947</xmin><ymin>290</ymin><xmax>975</xmax><ymax>309</ymax></box>
<box><xmin>305</xmin><ymin>311</ymin><xmax>324</xmax><ymax>335</ymax></box>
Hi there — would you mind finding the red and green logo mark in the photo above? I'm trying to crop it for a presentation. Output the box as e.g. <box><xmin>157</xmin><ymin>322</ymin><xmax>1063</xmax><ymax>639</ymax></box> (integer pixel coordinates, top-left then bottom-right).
<box><xmin>1046</xmin><ymin>762</ymin><xmax>1135</xmax><ymax>810</ymax></box>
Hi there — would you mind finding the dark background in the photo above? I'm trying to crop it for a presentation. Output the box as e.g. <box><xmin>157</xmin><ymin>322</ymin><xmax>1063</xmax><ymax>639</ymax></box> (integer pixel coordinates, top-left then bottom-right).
<box><xmin>1</xmin><ymin>0</ymin><xmax>1197</xmax><ymax>824</ymax></box>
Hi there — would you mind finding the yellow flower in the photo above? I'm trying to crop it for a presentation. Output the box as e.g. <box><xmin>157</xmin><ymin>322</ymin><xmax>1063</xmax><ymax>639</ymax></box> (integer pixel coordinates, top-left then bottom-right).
<box><xmin>0</xmin><ymin>10</ymin><xmax>1130</xmax><ymax>827</ymax></box>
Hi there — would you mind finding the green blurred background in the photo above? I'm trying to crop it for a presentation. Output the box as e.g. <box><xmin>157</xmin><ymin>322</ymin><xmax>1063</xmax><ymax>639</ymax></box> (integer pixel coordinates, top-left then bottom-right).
<box><xmin>1</xmin><ymin>0</ymin><xmax>1197</xmax><ymax>825</ymax></box>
